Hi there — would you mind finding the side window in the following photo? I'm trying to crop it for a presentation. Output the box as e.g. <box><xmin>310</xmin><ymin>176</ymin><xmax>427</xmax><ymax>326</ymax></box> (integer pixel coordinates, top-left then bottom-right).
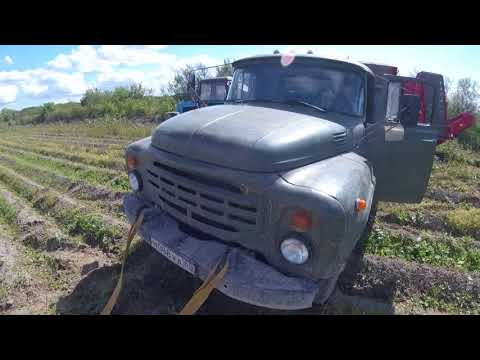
<box><xmin>241</xmin><ymin>72</ymin><xmax>256</xmax><ymax>99</ymax></box>
<box><xmin>386</xmin><ymin>82</ymin><xmax>401</xmax><ymax>122</ymax></box>
<box><xmin>235</xmin><ymin>70</ymin><xmax>243</xmax><ymax>98</ymax></box>
<box><xmin>200</xmin><ymin>84</ymin><xmax>212</xmax><ymax>101</ymax></box>
<box><xmin>214</xmin><ymin>84</ymin><xmax>227</xmax><ymax>100</ymax></box>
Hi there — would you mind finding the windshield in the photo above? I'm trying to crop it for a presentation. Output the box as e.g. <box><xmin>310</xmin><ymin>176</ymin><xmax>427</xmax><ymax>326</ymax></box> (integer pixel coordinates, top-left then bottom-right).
<box><xmin>199</xmin><ymin>81</ymin><xmax>228</xmax><ymax>102</ymax></box>
<box><xmin>226</xmin><ymin>63</ymin><xmax>365</xmax><ymax>117</ymax></box>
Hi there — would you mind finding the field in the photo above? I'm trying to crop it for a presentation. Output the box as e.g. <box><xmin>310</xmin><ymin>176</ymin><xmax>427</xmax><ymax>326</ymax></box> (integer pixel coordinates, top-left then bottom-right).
<box><xmin>0</xmin><ymin>121</ymin><xmax>479</xmax><ymax>315</ymax></box>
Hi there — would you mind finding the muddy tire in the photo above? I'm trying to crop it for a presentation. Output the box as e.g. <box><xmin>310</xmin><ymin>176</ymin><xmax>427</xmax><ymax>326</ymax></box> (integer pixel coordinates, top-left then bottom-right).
<box><xmin>352</xmin><ymin>200</ymin><xmax>378</xmax><ymax>257</ymax></box>
<box><xmin>312</xmin><ymin>200</ymin><xmax>378</xmax><ymax>306</ymax></box>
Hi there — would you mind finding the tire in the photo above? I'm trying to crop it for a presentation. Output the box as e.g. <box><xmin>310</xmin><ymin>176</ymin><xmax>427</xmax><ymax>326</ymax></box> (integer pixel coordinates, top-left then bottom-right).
<box><xmin>313</xmin><ymin>199</ymin><xmax>378</xmax><ymax>306</ymax></box>
<box><xmin>352</xmin><ymin>199</ymin><xmax>378</xmax><ymax>257</ymax></box>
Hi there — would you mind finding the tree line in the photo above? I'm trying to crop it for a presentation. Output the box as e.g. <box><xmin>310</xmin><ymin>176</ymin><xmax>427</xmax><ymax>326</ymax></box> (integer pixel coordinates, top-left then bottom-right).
<box><xmin>0</xmin><ymin>60</ymin><xmax>233</xmax><ymax>126</ymax></box>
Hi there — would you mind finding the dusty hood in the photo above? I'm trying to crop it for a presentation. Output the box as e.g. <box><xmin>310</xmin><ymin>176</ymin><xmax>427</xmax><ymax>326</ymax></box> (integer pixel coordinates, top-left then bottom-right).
<box><xmin>151</xmin><ymin>104</ymin><xmax>348</xmax><ymax>172</ymax></box>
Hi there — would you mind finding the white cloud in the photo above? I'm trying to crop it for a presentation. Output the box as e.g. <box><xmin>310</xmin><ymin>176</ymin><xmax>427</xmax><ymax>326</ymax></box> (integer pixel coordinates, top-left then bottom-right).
<box><xmin>48</xmin><ymin>45</ymin><xmax>113</xmax><ymax>73</ymax></box>
<box><xmin>0</xmin><ymin>85</ymin><xmax>18</xmax><ymax>103</ymax></box>
<box><xmin>0</xmin><ymin>68</ymin><xmax>88</xmax><ymax>101</ymax></box>
<box><xmin>47</xmin><ymin>53</ymin><xmax>71</xmax><ymax>69</ymax></box>
<box><xmin>95</xmin><ymin>52</ymin><xmax>222</xmax><ymax>94</ymax></box>
<box><xmin>21</xmin><ymin>81</ymin><xmax>49</xmax><ymax>96</ymax></box>
<box><xmin>4</xmin><ymin>56</ymin><xmax>13</xmax><ymax>65</ymax></box>
<box><xmin>48</xmin><ymin>45</ymin><xmax>174</xmax><ymax>73</ymax></box>
<box><xmin>7</xmin><ymin>45</ymin><xmax>224</xmax><ymax>108</ymax></box>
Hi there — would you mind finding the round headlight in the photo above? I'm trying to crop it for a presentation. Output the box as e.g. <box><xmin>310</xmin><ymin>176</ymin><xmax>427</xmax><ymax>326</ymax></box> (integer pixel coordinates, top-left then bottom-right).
<box><xmin>128</xmin><ymin>172</ymin><xmax>141</xmax><ymax>192</ymax></box>
<box><xmin>280</xmin><ymin>238</ymin><xmax>309</xmax><ymax>264</ymax></box>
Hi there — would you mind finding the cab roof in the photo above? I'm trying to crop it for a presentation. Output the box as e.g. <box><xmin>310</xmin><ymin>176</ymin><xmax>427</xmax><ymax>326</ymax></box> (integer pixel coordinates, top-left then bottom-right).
<box><xmin>232</xmin><ymin>54</ymin><xmax>374</xmax><ymax>76</ymax></box>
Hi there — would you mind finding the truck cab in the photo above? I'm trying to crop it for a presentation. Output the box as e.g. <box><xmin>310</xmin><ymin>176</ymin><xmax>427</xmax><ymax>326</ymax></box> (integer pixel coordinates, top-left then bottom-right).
<box><xmin>124</xmin><ymin>53</ymin><xmax>470</xmax><ymax>310</ymax></box>
<box><xmin>173</xmin><ymin>76</ymin><xmax>232</xmax><ymax>115</ymax></box>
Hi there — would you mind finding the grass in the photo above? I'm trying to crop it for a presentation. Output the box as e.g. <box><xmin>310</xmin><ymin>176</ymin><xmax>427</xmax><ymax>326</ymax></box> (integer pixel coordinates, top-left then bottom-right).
<box><xmin>458</xmin><ymin>120</ymin><xmax>480</xmax><ymax>151</ymax></box>
<box><xmin>0</xmin><ymin>165</ymin><xmax>36</xmax><ymax>201</ymax></box>
<box><xmin>0</xmin><ymin>140</ymin><xmax>125</xmax><ymax>170</ymax></box>
<box><xmin>0</xmin><ymin>281</ymin><xmax>7</xmax><ymax>304</ymax></box>
<box><xmin>5</xmin><ymin>119</ymin><xmax>155</xmax><ymax>140</ymax></box>
<box><xmin>445</xmin><ymin>208</ymin><xmax>480</xmax><ymax>239</ymax></box>
<box><xmin>0</xmin><ymin>150</ymin><xmax>129</xmax><ymax>192</ymax></box>
<box><xmin>61</xmin><ymin>210</ymin><xmax>121</xmax><ymax>248</ymax></box>
<box><xmin>0</xmin><ymin>165</ymin><xmax>123</xmax><ymax>251</ymax></box>
<box><xmin>365</xmin><ymin>227</ymin><xmax>480</xmax><ymax>272</ymax></box>
<box><xmin>33</xmin><ymin>193</ymin><xmax>122</xmax><ymax>250</ymax></box>
<box><xmin>22</xmin><ymin>247</ymin><xmax>70</xmax><ymax>291</ymax></box>
<box><xmin>0</xmin><ymin>195</ymin><xmax>18</xmax><ymax>226</ymax></box>
<box><xmin>409</xmin><ymin>285</ymin><xmax>480</xmax><ymax>315</ymax></box>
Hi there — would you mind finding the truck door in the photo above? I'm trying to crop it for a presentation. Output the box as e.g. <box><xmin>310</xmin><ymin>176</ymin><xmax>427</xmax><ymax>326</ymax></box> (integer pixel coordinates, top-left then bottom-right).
<box><xmin>375</xmin><ymin>73</ymin><xmax>446</xmax><ymax>203</ymax></box>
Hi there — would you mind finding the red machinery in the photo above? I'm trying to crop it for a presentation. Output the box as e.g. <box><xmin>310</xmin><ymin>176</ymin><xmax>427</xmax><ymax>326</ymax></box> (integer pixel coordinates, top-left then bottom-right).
<box><xmin>403</xmin><ymin>78</ymin><xmax>475</xmax><ymax>144</ymax></box>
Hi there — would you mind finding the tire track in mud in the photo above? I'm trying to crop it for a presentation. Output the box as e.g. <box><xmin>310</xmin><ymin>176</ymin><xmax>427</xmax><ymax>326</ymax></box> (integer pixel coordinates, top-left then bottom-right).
<box><xmin>0</xmin><ymin>187</ymin><xmax>114</xmax><ymax>314</ymax></box>
<box><xmin>55</xmin><ymin>239</ymin><xmax>480</xmax><ymax>315</ymax></box>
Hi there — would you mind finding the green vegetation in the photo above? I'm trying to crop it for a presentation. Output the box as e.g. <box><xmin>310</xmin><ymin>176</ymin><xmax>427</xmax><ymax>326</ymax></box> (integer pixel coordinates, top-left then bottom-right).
<box><xmin>458</xmin><ymin>120</ymin><xmax>480</xmax><ymax>151</ymax></box>
<box><xmin>4</xmin><ymin>119</ymin><xmax>155</xmax><ymax>140</ymax></box>
<box><xmin>32</xmin><ymin>194</ymin><xmax>122</xmax><ymax>250</ymax></box>
<box><xmin>0</xmin><ymin>164</ymin><xmax>122</xmax><ymax>250</ymax></box>
<box><xmin>0</xmin><ymin>196</ymin><xmax>18</xmax><ymax>226</ymax></box>
<box><xmin>23</xmin><ymin>247</ymin><xmax>70</xmax><ymax>292</ymax></box>
<box><xmin>60</xmin><ymin>210</ymin><xmax>121</xmax><ymax>248</ymax></box>
<box><xmin>416</xmin><ymin>286</ymin><xmax>480</xmax><ymax>315</ymax></box>
<box><xmin>80</xmin><ymin>85</ymin><xmax>175</xmax><ymax>119</ymax></box>
<box><xmin>0</xmin><ymin>150</ymin><xmax>128</xmax><ymax>192</ymax></box>
<box><xmin>445</xmin><ymin>208</ymin><xmax>480</xmax><ymax>239</ymax></box>
<box><xmin>0</xmin><ymin>282</ymin><xmax>7</xmax><ymax>303</ymax></box>
<box><xmin>365</xmin><ymin>227</ymin><xmax>480</xmax><ymax>272</ymax></box>
<box><xmin>0</xmin><ymin>139</ymin><xmax>124</xmax><ymax>170</ymax></box>
<box><xmin>0</xmin><ymin>84</ymin><xmax>175</xmax><ymax>126</ymax></box>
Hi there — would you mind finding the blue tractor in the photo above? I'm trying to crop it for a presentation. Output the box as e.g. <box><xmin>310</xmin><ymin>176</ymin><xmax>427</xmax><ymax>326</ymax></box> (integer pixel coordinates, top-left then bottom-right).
<box><xmin>167</xmin><ymin>75</ymin><xmax>232</xmax><ymax>118</ymax></box>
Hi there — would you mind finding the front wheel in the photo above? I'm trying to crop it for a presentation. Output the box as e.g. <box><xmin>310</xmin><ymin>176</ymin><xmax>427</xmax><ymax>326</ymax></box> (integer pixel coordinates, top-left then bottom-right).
<box><xmin>352</xmin><ymin>200</ymin><xmax>378</xmax><ymax>257</ymax></box>
<box><xmin>312</xmin><ymin>200</ymin><xmax>378</xmax><ymax>306</ymax></box>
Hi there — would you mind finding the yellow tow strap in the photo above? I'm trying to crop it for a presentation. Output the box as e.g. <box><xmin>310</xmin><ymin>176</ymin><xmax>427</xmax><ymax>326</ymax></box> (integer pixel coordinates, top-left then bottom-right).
<box><xmin>101</xmin><ymin>207</ymin><xmax>229</xmax><ymax>315</ymax></box>
<box><xmin>179</xmin><ymin>258</ymin><xmax>229</xmax><ymax>315</ymax></box>
<box><xmin>101</xmin><ymin>207</ymin><xmax>146</xmax><ymax>315</ymax></box>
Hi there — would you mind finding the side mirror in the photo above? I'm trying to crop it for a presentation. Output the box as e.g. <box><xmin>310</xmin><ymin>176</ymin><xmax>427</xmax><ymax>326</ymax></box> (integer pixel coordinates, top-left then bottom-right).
<box><xmin>399</xmin><ymin>94</ymin><xmax>420</xmax><ymax>127</ymax></box>
<box><xmin>225</xmin><ymin>80</ymin><xmax>231</xmax><ymax>101</ymax></box>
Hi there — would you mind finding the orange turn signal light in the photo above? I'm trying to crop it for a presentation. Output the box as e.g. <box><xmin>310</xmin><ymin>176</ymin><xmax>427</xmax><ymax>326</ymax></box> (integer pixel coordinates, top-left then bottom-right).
<box><xmin>355</xmin><ymin>198</ymin><xmax>367</xmax><ymax>212</ymax></box>
<box><xmin>126</xmin><ymin>154</ymin><xmax>138</xmax><ymax>170</ymax></box>
<box><xmin>290</xmin><ymin>210</ymin><xmax>312</xmax><ymax>232</ymax></box>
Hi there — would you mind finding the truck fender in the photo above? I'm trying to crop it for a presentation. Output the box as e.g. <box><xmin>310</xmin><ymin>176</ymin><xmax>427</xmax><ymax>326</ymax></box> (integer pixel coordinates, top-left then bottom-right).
<box><xmin>280</xmin><ymin>152</ymin><xmax>376</xmax><ymax>267</ymax></box>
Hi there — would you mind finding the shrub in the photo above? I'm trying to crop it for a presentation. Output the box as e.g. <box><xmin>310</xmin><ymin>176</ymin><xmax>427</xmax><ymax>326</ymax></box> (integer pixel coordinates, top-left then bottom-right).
<box><xmin>4</xmin><ymin>83</ymin><xmax>176</xmax><ymax>126</ymax></box>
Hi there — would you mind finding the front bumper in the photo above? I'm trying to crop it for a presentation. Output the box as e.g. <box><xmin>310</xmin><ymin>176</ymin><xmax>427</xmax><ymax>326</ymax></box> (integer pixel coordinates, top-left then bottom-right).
<box><xmin>124</xmin><ymin>193</ymin><xmax>335</xmax><ymax>310</ymax></box>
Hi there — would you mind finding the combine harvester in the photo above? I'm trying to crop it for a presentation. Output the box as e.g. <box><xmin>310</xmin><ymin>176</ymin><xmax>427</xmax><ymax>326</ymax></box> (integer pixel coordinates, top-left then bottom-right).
<box><xmin>107</xmin><ymin>51</ymin><xmax>474</xmax><ymax>314</ymax></box>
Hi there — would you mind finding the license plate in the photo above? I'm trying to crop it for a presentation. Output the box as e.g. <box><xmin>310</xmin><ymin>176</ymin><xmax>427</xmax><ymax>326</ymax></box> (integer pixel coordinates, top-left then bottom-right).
<box><xmin>150</xmin><ymin>237</ymin><xmax>196</xmax><ymax>275</ymax></box>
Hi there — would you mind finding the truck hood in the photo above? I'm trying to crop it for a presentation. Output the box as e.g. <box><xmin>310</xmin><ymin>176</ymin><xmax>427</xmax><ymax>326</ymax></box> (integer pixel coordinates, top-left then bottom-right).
<box><xmin>151</xmin><ymin>104</ymin><xmax>349</xmax><ymax>172</ymax></box>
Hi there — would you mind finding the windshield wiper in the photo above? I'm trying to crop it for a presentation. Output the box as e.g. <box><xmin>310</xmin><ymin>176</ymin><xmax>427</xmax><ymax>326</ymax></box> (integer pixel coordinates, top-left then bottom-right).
<box><xmin>229</xmin><ymin>99</ymin><xmax>279</xmax><ymax>104</ymax></box>
<box><xmin>228</xmin><ymin>99</ymin><xmax>328</xmax><ymax>113</ymax></box>
<box><xmin>282</xmin><ymin>100</ymin><xmax>328</xmax><ymax>113</ymax></box>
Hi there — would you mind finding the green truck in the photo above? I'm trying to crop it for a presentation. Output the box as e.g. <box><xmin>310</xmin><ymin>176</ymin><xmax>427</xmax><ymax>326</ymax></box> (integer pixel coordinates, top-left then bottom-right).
<box><xmin>123</xmin><ymin>52</ymin><xmax>473</xmax><ymax>309</ymax></box>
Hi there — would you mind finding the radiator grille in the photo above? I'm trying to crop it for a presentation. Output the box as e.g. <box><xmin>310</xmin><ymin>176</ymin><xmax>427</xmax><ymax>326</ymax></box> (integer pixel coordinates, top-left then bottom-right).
<box><xmin>145</xmin><ymin>161</ymin><xmax>259</xmax><ymax>237</ymax></box>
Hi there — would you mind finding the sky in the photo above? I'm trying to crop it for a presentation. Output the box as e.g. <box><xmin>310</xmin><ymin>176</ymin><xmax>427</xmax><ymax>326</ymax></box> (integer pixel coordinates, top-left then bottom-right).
<box><xmin>0</xmin><ymin>45</ymin><xmax>479</xmax><ymax>110</ymax></box>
